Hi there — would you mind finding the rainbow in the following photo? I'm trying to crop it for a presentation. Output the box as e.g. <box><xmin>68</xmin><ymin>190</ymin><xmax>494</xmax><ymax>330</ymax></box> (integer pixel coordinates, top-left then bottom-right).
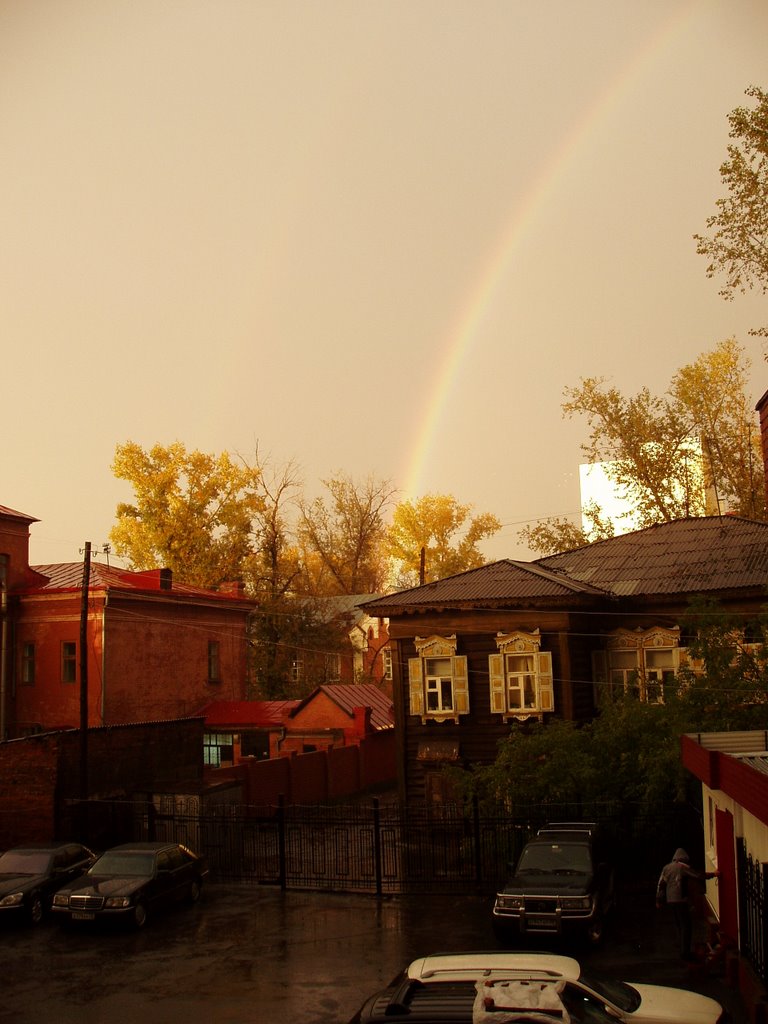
<box><xmin>401</xmin><ymin>3</ymin><xmax>696</xmax><ymax>501</ymax></box>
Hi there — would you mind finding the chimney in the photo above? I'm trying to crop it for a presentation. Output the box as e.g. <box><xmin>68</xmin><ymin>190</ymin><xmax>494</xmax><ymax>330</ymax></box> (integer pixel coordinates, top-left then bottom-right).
<box><xmin>159</xmin><ymin>568</ymin><xmax>173</xmax><ymax>590</ymax></box>
<box><xmin>352</xmin><ymin>705</ymin><xmax>372</xmax><ymax>739</ymax></box>
<box><xmin>219</xmin><ymin>580</ymin><xmax>245</xmax><ymax>597</ymax></box>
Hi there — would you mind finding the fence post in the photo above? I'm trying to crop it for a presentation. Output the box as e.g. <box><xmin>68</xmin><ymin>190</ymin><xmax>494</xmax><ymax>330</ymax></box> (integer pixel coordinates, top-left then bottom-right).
<box><xmin>473</xmin><ymin>796</ymin><xmax>482</xmax><ymax>884</ymax></box>
<box><xmin>277</xmin><ymin>795</ymin><xmax>287</xmax><ymax>890</ymax></box>
<box><xmin>373</xmin><ymin>797</ymin><xmax>382</xmax><ymax>897</ymax></box>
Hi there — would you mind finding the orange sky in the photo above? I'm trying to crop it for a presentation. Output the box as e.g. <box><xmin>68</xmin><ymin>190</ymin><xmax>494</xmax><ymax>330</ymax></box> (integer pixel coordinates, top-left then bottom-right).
<box><xmin>2</xmin><ymin>0</ymin><xmax>766</xmax><ymax>566</ymax></box>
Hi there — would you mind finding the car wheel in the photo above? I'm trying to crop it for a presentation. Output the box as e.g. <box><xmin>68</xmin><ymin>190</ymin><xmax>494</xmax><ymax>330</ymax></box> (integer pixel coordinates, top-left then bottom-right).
<box><xmin>188</xmin><ymin>879</ymin><xmax>201</xmax><ymax>904</ymax></box>
<box><xmin>133</xmin><ymin>902</ymin><xmax>148</xmax><ymax>928</ymax></box>
<box><xmin>28</xmin><ymin>895</ymin><xmax>44</xmax><ymax>926</ymax></box>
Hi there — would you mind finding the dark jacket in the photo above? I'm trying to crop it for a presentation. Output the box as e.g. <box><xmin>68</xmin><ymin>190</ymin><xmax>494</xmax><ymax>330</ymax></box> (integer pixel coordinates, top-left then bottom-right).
<box><xmin>656</xmin><ymin>848</ymin><xmax>714</xmax><ymax>905</ymax></box>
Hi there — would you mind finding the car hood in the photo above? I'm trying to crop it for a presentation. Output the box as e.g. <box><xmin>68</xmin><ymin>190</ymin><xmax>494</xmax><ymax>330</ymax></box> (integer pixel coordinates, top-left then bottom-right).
<box><xmin>58</xmin><ymin>875</ymin><xmax>151</xmax><ymax>898</ymax></box>
<box><xmin>0</xmin><ymin>872</ymin><xmax>45</xmax><ymax>896</ymax></box>
<box><xmin>501</xmin><ymin>871</ymin><xmax>592</xmax><ymax>896</ymax></box>
<box><xmin>629</xmin><ymin>984</ymin><xmax>724</xmax><ymax>1024</ymax></box>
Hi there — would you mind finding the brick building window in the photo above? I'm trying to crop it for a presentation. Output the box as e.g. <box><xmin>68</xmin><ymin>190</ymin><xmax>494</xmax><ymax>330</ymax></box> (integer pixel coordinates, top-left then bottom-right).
<box><xmin>207</xmin><ymin>641</ymin><xmax>221</xmax><ymax>683</ymax></box>
<box><xmin>62</xmin><ymin>641</ymin><xmax>77</xmax><ymax>684</ymax></box>
<box><xmin>21</xmin><ymin>642</ymin><xmax>35</xmax><ymax>685</ymax></box>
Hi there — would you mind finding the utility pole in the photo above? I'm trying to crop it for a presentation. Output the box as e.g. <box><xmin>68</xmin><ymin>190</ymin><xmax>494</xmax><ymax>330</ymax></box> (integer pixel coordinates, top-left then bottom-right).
<box><xmin>79</xmin><ymin>542</ymin><xmax>91</xmax><ymax>800</ymax></box>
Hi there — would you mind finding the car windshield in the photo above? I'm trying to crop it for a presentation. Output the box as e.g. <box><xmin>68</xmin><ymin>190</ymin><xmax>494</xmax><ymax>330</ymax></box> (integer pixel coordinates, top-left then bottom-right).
<box><xmin>89</xmin><ymin>851</ymin><xmax>156</xmax><ymax>877</ymax></box>
<box><xmin>0</xmin><ymin>850</ymin><xmax>52</xmax><ymax>875</ymax></box>
<box><xmin>516</xmin><ymin>843</ymin><xmax>592</xmax><ymax>874</ymax></box>
<box><xmin>578</xmin><ymin>972</ymin><xmax>641</xmax><ymax>1012</ymax></box>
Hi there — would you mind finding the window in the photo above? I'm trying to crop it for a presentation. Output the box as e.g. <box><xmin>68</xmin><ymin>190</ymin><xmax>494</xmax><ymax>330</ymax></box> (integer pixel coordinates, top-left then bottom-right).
<box><xmin>594</xmin><ymin>627</ymin><xmax>679</xmax><ymax>704</ymax></box>
<box><xmin>408</xmin><ymin>635</ymin><xmax>469</xmax><ymax>723</ymax></box>
<box><xmin>21</xmin><ymin>643</ymin><xmax>35</xmax><ymax>685</ymax></box>
<box><xmin>489</xmin><ymin>631</ymin><xmax>554</xmax><ymax>719</ymax></box>
<box><xmin>382</xmin><ymin>645</ymin><xmax>393</xmax><ymax>681</ymax></box>
<box><xmin>207</xmin><ymin>641</ymin><xmax>221</xmax><ymax>683</ymax></box>
<box><xmin>325</xmin><ymin>653</ymin><xmax>341</xmax><ymax>681</ymax></box>
<box><xmin>203</xmin><ymin>732</ymin><xmax>234</xmax><ymax>766</ymax></box>
<box><xmin>62</xmin><ymin>641</ymin><xmax>77</xmax><ymax>684</ymax></box>
<box><xmin>290</xmin><ymin>658</ymin><xmax>303</xmax><ymax>683</ymax></box>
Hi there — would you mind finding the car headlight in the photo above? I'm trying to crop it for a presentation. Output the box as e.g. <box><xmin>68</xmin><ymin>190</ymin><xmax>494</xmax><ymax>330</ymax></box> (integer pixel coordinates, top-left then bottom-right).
<box><xmin>566</xmin><ymin>896</ymin><xmax>593</xmax><ymax>910</ymax></box>
<box><xmin>496</xmin><ymin>895</ymin><xmax>524</xmax><ymax>911</ymax></box>
<box><xmin>0</xmin><ymin>892</ymin><xmax>23</xmax><ymax>908</ymax></box>
<box><xmin>105</xmin><ymin>897</ymin><xmax>132</xmax><ymax>909</ymax></box>
<box><xmin>52</xmin><ymin>894</ymin><xmax>70</xmax><ymax>907</ymax></box>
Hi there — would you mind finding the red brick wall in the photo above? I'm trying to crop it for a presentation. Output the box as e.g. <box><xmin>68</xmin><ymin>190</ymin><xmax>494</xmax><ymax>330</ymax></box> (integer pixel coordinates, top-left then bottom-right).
<box><xmin>11</xmin><ymin>592</ymin><xmax>251</xmax><ymax>732</ymax></box>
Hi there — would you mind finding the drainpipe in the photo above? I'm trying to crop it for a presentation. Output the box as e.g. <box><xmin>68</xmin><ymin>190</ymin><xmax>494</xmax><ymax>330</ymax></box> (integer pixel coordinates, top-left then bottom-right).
<box><xmin>0</xmin><ymin>555</ymin><xmax>7</xmax><ymax>741</ymax></box>
<box><xmin>100</xmin><ymin>591</ymin><xmax>108</xmax><ymax>724</ymax></box>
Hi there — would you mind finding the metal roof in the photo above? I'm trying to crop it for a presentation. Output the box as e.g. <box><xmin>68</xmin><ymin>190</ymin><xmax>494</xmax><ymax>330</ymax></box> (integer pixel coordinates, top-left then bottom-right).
<box><xmin>363</xmin><ymin>517</ymin><xmax>768</xmax><ymax>614</ymax></box>
<box><xmin>23</xmin><ymin>561</ymin><xmax>255</xmax><ymax>603</ymax></box>
<box><xmin>538</xmin><ymin>516</ymin><xmax>768</xmax><ymax>596</ymax></box>
<box><xmin>196</xmin><ymin>700</ymin><xmax>300</xmax><ymax>728</ymax></box>
<box><xmin>290</xmin><ymin>684</ymin><xmax>394</xmax><ymax>731</ymax></box>
<box><xmin>361</xmin><ymin>560</ymin><xmax>608</xmax><ymax>614</ymax></box>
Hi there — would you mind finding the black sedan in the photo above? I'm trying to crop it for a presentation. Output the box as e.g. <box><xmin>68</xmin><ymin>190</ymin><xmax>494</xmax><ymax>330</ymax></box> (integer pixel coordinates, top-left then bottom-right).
<box><xmin>52</xmin><ymin>841</ymin><xmax>209</xmax><ymax>928</ymax></box>
<box><xmin>0</xmin><ymin>842</ymin><xmax>96</xmax><ymax>925</ymax></box>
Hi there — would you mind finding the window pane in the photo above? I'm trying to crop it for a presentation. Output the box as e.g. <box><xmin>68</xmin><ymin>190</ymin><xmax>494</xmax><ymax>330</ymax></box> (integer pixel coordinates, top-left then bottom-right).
<box><xmin>425</xmin><ymin>657</ymin><xmax>451</xmax><ymax>676</ymax></box>
<box><xmin>609</xmin><ymin>650</ymin><xmax>637</xmax><ymax>669</ymax></box>
<box><xmin>645</xmin><ymin>648</ymin><xmax>673</xmax><ymax>669</ymax></box>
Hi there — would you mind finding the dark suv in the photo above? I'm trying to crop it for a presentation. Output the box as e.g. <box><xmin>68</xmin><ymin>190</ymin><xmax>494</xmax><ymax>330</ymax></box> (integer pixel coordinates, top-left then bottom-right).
<box><xmin>492</xmin><ymin>822</ymin><xmax>614</xmax><ymax>945</ymax></box>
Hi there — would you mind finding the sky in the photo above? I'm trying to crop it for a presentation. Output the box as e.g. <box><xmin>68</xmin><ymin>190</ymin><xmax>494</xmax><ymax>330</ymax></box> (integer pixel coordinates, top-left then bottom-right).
<box><xmin>2</xmin><ymin>0</ymin><xmax>767</xmax><ymax>569</ymax></box>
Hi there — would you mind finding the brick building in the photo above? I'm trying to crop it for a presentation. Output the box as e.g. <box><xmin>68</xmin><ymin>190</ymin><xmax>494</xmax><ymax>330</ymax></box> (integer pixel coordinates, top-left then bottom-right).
<box><xmin>0</xmin><ymin>505</ymin><xmax>258</xmax><ymax>737</ymax></box>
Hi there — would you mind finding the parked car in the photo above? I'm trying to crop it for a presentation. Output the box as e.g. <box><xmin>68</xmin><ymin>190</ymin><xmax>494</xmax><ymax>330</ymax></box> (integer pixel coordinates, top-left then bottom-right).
<box><xmin>493</xmin><ymin>822</ymin><xmax>615</xmax><ymax>945</ymax></box>
<box><xmin>0</xmin><ymin>842</ymin><xmax>96</xmax><ymax>925</ymax></box>
<box><xmin>51</xmin><ymin>841</ymin><xmax>208</xmax><ymax>928</ymax></box>
<box><xmin>348</xmin><ymin>951</ymin><xmax>727</xmax><ymax>1024</ymax></box>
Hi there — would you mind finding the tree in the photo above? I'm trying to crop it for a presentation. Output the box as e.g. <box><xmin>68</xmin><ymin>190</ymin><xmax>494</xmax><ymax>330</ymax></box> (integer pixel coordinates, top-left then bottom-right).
<box><xmin>387</xmin><ymin>494</ymin><xmax>501</xmax><ymax>586</ymax></box>
<box><xmin>517</xmin><ymin>500</ymin><xmax>614</xmax><ymax>557</ymax></box>
<box><xmin>521</xmin><ymin>340</ymin><xmax>765</xmax><ymax>555</ymax></box>
<box><xmin>110</xmin><ymin>441</ymin><xmax>264</xmax><ymax>588</ymax></box>
<box><xmin>298</xmin><ymin>473</ymin><xmax>395</xmax><ymax>595</ymax></box>
<box><xmin>694</xmin><ymin>86</ymin><xmax>768</xmax><ymax>336</ymax></box>
<box><xmin>245</xmin><ymin>453</ymin><xmax>306</xmax><ymax>698</ymax></box>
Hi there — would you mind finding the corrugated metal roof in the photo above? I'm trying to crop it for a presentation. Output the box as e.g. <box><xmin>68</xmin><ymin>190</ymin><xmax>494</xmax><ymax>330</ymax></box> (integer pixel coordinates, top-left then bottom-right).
<box><xmin>538</xmin><ymin>516</ymin><xmax>768</xmax><ymax>596</ymax></box>
<box><xmin>362</xmin><ymin>516</ymin><xmax>768</xmax><ymax>614</ymax></box>
<box><xmin>291</xmin><ymin>684</ymin><xmax>394</xmax><ymax>731</ymax></box>
<box><xmin>362</xmin><ymin>559</ymin><xmax>608</xmax><ymax>613</ymax></box>
<box><xmin>0</xmin><ymin>504</ymin><xmax>38</xmax><ymax>522</ymax></box>
<box><xmin>196</xmin><ymin>700</ymin><xmax>299</xmax><ymax>727</ymax></box>
<box><xmin>24</xmin><ymin>561</ymin><xmax>255</xmax><ymax>603</ymax></box>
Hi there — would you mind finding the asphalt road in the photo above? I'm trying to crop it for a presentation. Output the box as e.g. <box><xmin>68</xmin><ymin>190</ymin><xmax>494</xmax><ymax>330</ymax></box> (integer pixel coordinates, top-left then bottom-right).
<box><xmin>0</xmin><ymin>884</ymin><xmax>748</xmax><ymax>1024</ymax></box>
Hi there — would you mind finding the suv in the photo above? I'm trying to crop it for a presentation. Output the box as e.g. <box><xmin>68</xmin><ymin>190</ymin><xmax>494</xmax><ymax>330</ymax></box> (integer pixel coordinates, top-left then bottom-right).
<box><xmin>492</xmin><ymin>822</ymin><xmax>614</xmax><ymax>945</ymax></box>
<box><xmin>347</xmin><ymin>951</ymin><xmax>726</xmax><ymax>1024</ymax></box>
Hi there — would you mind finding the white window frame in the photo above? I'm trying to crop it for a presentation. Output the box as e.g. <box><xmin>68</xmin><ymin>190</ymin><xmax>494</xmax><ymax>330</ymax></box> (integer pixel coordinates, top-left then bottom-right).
<box><xmin>408</xmin><ymin>635</ymin><xmax>469</xmax><ymax>724</ymax></box>
<box><xmin>488</xmin><ymin>630</ymin><xmax>554</xmax><ymax>720</ymax></box>
<box><xmin>382</xmin><ymin>646</ymin><xmax>393</xmax><ymax>681</ymax></box>
<box><xmin>594</xmin><ymin>627</ymin><xmax>680</xmax><ymax>704</ymax></box>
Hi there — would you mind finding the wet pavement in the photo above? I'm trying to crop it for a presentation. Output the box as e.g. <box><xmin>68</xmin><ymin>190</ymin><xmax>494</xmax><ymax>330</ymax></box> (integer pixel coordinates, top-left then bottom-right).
<box><xmin>0</xmin><ymin>883</ymin><xmax>749</xmax><ymax>1024</ymax></box>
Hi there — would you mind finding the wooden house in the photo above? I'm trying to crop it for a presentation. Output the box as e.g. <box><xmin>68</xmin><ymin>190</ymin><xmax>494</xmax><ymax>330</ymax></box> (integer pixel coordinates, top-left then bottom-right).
<box><xmin>362</xmin><ymin>516</ymin><xmax>768</xmax><ymax>805</ymax></box>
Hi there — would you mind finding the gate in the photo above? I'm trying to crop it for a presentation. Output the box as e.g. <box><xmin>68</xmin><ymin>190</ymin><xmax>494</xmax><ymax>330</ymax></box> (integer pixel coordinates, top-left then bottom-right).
<box><xmin>61</xmin><ymin>796</ymin><xmax>701</xmax><ymax>896</ymax></box>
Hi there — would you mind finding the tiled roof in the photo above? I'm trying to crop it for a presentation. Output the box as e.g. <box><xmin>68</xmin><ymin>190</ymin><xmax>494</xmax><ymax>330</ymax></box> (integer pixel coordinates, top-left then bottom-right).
<box><xmin>361</xmin><ymin>560</ymin><xmax>607</xmax><ymax>613</ymax></box>
<box><xmin>291</xmin><ymin>684</ymin><xmax>394</xmax><ymax>731</ymax></box>
<box><xmin>537</xmin><ymin>516</ymin><xmax>768</xmax><ymax>596</ymax></box>
<box><xmin>196</xmin><ymin>700</ymin><xmax>299</xmax><ymax>727</ymax></box>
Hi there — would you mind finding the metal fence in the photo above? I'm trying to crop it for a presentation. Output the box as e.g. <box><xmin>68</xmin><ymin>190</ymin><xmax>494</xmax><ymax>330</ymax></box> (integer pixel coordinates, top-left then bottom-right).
<box><xmin>63</xmin><ymin>795</ymin><xmax>702</xmax><ymax>897</ymax></box>
<box><xmin>737</xmin><ymin>838</ymin><xmax>768</xmax><ymax>987</ymax></box>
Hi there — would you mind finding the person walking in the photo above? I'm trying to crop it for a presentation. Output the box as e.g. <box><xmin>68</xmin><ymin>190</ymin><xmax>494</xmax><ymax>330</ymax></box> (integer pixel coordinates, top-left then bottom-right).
<box><xmin>656</xmin><ymin>847</ymin><xmax>719</xmax><ymax>960</ymax></box>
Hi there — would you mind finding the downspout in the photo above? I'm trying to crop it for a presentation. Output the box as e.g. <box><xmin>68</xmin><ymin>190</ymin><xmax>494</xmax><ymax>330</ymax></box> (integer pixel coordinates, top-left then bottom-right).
<box><xmin>0</xmin><ymin>555</ymin><xmax>7</xmax><ymax>740</ymax></box>
<box><xmin>100</xmin><ymin>591</ymin><xmax>108</xmax><ymax>724</ymax></box>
